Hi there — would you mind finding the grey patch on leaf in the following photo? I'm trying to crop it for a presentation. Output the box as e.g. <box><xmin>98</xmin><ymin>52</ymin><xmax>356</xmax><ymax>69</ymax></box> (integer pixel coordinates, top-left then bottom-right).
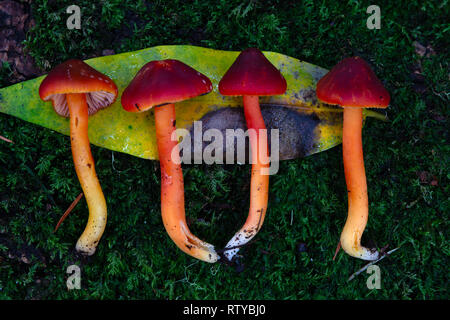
<box><xmin>186</xmin><ymin>105</ymin><xmax>321</xmax><ymax>162</ymax></box>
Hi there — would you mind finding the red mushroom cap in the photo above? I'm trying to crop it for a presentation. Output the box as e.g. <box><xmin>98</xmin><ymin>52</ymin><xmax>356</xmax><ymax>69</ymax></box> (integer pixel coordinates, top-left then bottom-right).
<box><xmin>218</xmin><ymin>48</ymin><xmax>287</xmax><ymax>96</ymax></box>
<box><xmin>316</xmin><ymin>56</ymin><xmax>390</xmax><ymax>108</ymax></box>
<box><xmin>121</xmin><ymin>59</ymin><xmax>213</xmax><ymax>113</ymax></box>
<box><xmin>39</xmin><ymin>59</ymin><xmax>118</xmax><ymax>117</ymax></box>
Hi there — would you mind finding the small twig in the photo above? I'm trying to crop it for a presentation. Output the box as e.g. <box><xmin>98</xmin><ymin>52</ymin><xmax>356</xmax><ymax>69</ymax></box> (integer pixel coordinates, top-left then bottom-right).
<box><xmin>174</xmin><ymin>261</ymin><xmax>206</xmax><ymax>291</ymax></box>
<box><xmin>406</xmin><ymin>197</ymin><xmax>420</xmax><ymax>209</ymax></box>
<box><xmin>54</xmin><ymin>193</ymin><xmax>84</xmax><ymax>232</ymax></box>
<box><xmin>0</xmin><ymin>135</ymin><xmax>13</xmax><ymax>144</ymax></box>
<box><xmin>332</xmin><ymin>241</ymin><xmax>341</xmax><ymax>261</ymax></box>
<box><xmin>111</xmin><ymin>151</ymin><xmax>125</xmax><ymax>173</ymax></box>
<box><xmin>347</xmin><ymin>247</ymin><xmax>400</xmax><ymax>281</ymax></box>
<box><xmin>431</xmin><ymin>88</ymin><xmax>449</xmax><ymax>101</ymax></box>
<box><xmin>364</xmin><ymin>109</ymin><xmax>390</xmax><ymax>122</ymax></box>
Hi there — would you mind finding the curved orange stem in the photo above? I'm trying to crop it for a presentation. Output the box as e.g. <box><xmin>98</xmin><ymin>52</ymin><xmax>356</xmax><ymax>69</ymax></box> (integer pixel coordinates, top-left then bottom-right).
<box><xmin>340</xmin><ymin>107</ymin><xmax>379</xmax><ymax>260</ymax></box>
<box><xmin>223</xmin><ymin>95</ymin><xmax>270</xmax><ymax>261</ymax></box>
<box><xmin>67</xmin><ymin>93</ymin><xmax>107</xmax><ymax>256</ymax></box>
<box><xmin>154</xmin><ymin>103</ymin><xmax>218</xmax><ymax>263</ymax></box>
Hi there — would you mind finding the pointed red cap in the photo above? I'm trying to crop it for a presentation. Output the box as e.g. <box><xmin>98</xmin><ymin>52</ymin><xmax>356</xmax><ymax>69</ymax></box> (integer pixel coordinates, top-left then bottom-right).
<box><xmin>218</xmin><ymin>48</ymin><xmax>287</xmax><ymax>96</ymax></box>
<box><xmin>121</xmin><ymin>59</ymin><xmax>213</xmax><ymax>113</ymax></box>
<box><xmin>39</xmin><ymin>59</ymin><xmax>118</xmax><ymax>117</ymax></box>
<box><xmin>316</xmin><ymin>56</ymin><xmax>390</xmax><ymax>108</ymax></box>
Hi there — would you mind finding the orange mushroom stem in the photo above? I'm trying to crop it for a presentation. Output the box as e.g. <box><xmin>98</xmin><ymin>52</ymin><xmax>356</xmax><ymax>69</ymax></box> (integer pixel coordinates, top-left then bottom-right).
<box><xmin>222</xmin><ymin>95</ymin><xmax>270</xmax><ymax>259</ymax></box>
<box><xmin>155</xmin><ymin>103</ymin><xmax>217</xmax><ymax>262</ymax></box>
<box><xmin>341</xmin><ymin>107</ymin><xmax>379</xmax><ymax>260</ymax></box>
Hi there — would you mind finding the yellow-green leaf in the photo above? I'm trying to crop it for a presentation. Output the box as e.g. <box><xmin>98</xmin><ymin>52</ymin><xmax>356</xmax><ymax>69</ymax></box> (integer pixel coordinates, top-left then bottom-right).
<box><xmin>0</xmin><ymin>45</ymin><xmax>386</xmax><ymax>160</ymax></box>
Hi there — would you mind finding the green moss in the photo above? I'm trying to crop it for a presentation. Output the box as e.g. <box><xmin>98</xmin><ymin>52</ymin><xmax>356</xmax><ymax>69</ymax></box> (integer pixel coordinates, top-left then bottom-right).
<box><xmin>0</xmin><ymin>0</ymin><xmax>448</xmax><ymax>299</ymax></box>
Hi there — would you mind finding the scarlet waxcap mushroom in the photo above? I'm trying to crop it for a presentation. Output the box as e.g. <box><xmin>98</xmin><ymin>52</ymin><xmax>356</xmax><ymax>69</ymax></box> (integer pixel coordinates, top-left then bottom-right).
<box><xmin>122</xmin><ymin>59</ymin><xmax>218</xmax><ymax>263</ymax></box>
<box><xmin>219</xmin><ymin>48</ymin><xmax>287</xmax><ymax>96</ymax></box>
<box><xmin>121</xmin><ymin>59</ymin><xmax>212</xmax><ymax>112</ymax></box>
<box><xmin>316</xmin><ymin>56</ymin><xmax>390</xmax><ymax>261</ymax></box>
<box><xmin>39</xmin><ymin>59</ymin><xmax>118</xmax><ymax>256</ymax></box>
<box><xmin>316</xmin><ymin>56</ymin><xmax>390</xmax><ymax>108</ymax></box>
<box><xmin>39</xmin><ymin>59</ymin><xmax>118</xmax><ymax>117</ymax></box>
<box><xmin>219</xmin><ymin>48</ymin><xmax>287</xmax><ymax>262</ymax></box>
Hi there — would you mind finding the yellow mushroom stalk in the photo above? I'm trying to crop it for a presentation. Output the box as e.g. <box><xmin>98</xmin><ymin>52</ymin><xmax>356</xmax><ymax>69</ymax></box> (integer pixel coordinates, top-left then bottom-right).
<box><xmin>67</xmin><ymin>93</ymin><xmax>107</xmax><ymax>254</ymax></box>
<box><xmin>340</xmin><ymin>107</ymin><xmax>379</xmax><ymax>260</ymax></box>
